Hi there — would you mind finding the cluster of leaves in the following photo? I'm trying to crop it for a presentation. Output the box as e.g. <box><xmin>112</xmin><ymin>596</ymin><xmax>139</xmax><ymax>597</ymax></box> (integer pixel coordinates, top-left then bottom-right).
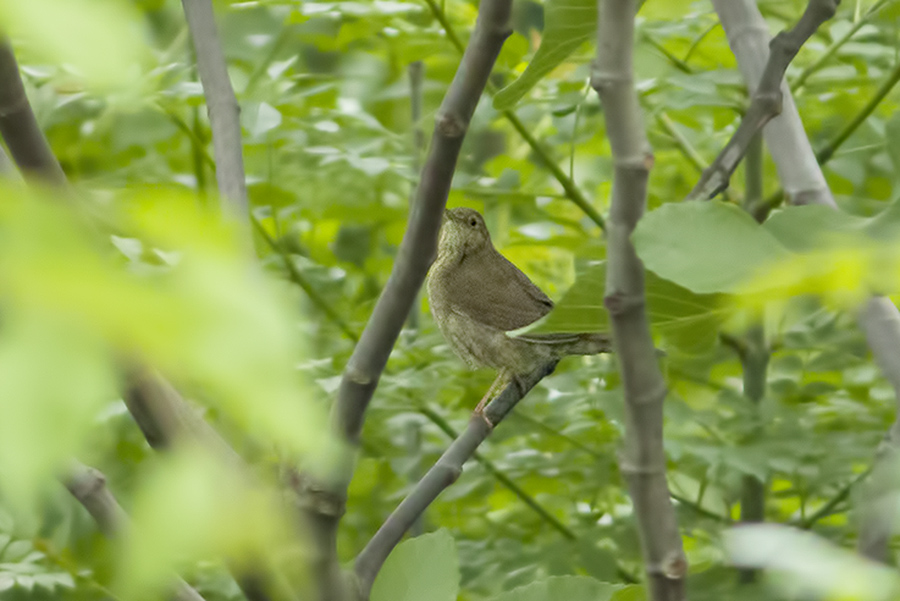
<box><xmin>1</xmin><ymin>0</ymin><xmax>900</xmax><ymax>600</ymax></box>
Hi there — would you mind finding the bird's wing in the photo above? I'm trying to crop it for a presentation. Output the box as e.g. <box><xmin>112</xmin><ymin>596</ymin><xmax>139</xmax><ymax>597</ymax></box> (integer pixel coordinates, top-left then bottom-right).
<box><xmin>443</xmin><ymin>248</ymin><xmax>553</xmax><ymax>331</ymax></box>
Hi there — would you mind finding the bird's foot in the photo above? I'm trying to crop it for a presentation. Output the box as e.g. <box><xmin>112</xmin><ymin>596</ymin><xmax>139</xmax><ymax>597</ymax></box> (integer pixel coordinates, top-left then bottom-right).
<box><xmin>473</xmin><ymin>394</ymin><xmax>495</xmax><ymax>430</ymax></box>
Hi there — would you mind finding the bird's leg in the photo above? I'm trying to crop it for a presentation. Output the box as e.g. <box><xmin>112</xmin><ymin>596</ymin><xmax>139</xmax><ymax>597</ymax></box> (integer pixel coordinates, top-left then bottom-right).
<box><xmin>474</xmin><ymin>369</ymin><xmax>510</xmax><ymax>417</ymax></box>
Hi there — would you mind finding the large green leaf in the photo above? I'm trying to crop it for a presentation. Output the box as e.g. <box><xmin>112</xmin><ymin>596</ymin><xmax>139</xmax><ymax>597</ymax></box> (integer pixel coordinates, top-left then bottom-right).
<box><xmin>370</xmin><ymin>530</ymin><xmax>459</xmax><ymax>601</ymax></box>
<box><xmin>489</xmin><ymin>575</ymin><xmax>619</xmax><ymax>601</ymax></box>
<box><xmin>632</xmin><ymin>201</ymin><xmax>789</xmax><ymax>294</ymax></box>
<box><xmin>493</xmin><ymin>0</ymin><xmax>596</xmax><ymax>110</ymax></box>
<box><xmin>513</xmin><ymin>261</ymin><xmax>724</xmax><ymax>351</ymax></box>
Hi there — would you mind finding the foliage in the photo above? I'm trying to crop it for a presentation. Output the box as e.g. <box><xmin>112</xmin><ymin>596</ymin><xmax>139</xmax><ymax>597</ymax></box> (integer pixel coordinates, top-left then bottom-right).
<box><xmin>0</xmin><ymin>0</ymin><xmax>899</xmax><ymax>600</ymax></box>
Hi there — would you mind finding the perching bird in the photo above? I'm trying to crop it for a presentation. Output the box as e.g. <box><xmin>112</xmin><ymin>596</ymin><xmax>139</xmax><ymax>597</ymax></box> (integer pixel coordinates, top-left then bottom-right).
<box><xmin>427</xmin><ymin>207</ymin><xmax>611</xmax><ymax>413</ymax></box>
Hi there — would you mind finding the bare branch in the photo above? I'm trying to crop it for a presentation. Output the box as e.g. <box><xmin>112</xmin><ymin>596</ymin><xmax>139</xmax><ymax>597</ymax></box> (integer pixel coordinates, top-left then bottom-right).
<box><xmin>591</xmin><ymin>1</ymin><xmax>685</xmax><ymax>599</ymax></box>
<box><xmin>180</xmin><ymin>0</ymin><xmax>249</xmax><ymax>221</ymax></box>
<box><xmin>354</xmin><ymin>360</ymin><xmax>557</xmax><ymax>599</ymax></box>
<box><xmin>0</xmin><ymin>39</ymin><xmax>67</xmax><ymax>186</ymax></box>
<box><xmin>689</xmin><ymin>0</ymin><xmax>839</xmax><ymax>201</ymax></box>
<box><xmin>63</xmin><ymin>461</ymin><xmax>207</xmax><ymax>601</ymax></box>
<box><xmin>420</xmin><ymin>0</ymin><xmax>606</xmax><ymax>230</ymax></box>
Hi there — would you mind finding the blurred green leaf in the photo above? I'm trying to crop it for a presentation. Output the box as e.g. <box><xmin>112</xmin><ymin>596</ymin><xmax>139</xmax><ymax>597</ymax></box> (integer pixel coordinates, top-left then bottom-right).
<box><xmin>726</xmin><ymin>524</ymin><xmax>900</xmax><ymax>600</ymax></box>
<box><xmin>0</xmin><ymin>0</ymin><xmax>147</xmax><ymax>90</ymax></box>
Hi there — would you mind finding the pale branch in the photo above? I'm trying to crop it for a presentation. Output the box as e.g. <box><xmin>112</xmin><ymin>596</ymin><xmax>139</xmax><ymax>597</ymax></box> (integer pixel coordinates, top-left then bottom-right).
<box><xmin>688</xmin><ymin>0</ymin><xmax>840</xmax><ymax>201</ymax></box>
<box><xmin>353</xmin><ymin>360</ymin><xmax>557</xmax><ymax>599</ymax></box>
<box><xmin>592</xmin><ymin>1</ymin><xmax>685</xmax><ymax>600</ymax></box>
<box><xmin>714</xmin><ymin>0</ymin><xmax>900</xmax><ymax>565</ymax></box>
<box><xmin>712</xmin><ymin>0</ymin><xmax>834</xmax><ymax>206</ymax></box>
<box><xmin>759</xmin><ymin>56</ymin><xmax>900</xmax><ymax>216</ymax></box>
<box><xmin>0</xmin><ymin>39</ymin><xmax>67</xmax><ymax>186</ymax></box>
<box><xmin>63</xmin><ymin>461</ymin><xmax>207</xmax><ymax>601</ymax></box>
<box><xmin>180</xmin><ymin>0</ymin><xmax>249</xmax><ymax>222</ymax></box>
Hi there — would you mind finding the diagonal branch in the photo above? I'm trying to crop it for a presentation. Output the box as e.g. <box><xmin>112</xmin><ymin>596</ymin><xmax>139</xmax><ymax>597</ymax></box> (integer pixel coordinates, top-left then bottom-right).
<box><xmin>353</xmin><ymin>360</ymin><xmax>557</xmax><ymax>599</ymax></box>
<box><xmin>0</xmin><ymin>39</ymin><xmax>67</xmax><ymax>186</ymax></box>
<box><xmin>63</xmin><ymin>461</ymin><xmax>207</xmax><ymax>601</ymax></box>
<box><xmin>713</xmin><ymin>0</ymin><xmax>900</xmax><ymax>565</ymax></box>
<box><xmin>592</xmin><ymin>1</ymin><xmax>686</xmax><ymax>600</ymax></box>
<box><xmin>688</xmin><ymin>0</ymin><xmax>840</xmax><ymax>201</ymax></box>
<box><xmin>421</xmin><ymin>0</ymin><xmax>606</xmax><ymax>230</ymax></box>
<box><xmin>296</xmin><ymin>2</ymin><xmax>513</xmax><ymax>598</ymax></box>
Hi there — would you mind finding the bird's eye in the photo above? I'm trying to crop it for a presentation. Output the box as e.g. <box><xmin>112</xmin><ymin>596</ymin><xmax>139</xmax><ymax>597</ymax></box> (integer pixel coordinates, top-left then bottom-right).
<box><xmin>469</xmin><ymin>218</ymin><xmax>478</xmax><ymax>227</ymax></box>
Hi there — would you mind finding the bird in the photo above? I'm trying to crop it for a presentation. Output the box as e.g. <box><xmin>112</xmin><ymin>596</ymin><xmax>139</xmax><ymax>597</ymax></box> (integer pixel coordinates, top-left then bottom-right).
<box><xmin>427</xmin><ymin>207</ymin><xmax>611</xmax><ymax>414</ymax></box>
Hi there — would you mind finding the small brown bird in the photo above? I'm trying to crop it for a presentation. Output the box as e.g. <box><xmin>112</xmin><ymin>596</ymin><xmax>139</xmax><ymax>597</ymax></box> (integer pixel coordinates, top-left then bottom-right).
<box><xmin>427</xmin><ymin>207</ymin><xmax>611</xmax><ymax>413</ymax></box>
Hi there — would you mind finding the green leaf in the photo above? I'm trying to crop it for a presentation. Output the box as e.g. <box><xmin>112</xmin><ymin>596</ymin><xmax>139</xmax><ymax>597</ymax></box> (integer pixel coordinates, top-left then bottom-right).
<box><xmin>370</xmin><ymin>530</ymin><xmax>459</xmax><ymax>601</ymax></box>
<box><xmin>493</xmin><ymin>0</ymin><xmax>596</xmax><ymax>110</ymax></box>
<box><xmin>513</xmin><ymin>261</ymin><xmax>724</xmax><ymax>351</ymax></box>
<box><xmin>632</xmin><ymin>201</ymin><xmax>789</xmax><ymax>294</ymax></box>
<box><xmin>490</xmin><ymin>575</ymin><xmax>619</xmax><ymax>601</ymax></box>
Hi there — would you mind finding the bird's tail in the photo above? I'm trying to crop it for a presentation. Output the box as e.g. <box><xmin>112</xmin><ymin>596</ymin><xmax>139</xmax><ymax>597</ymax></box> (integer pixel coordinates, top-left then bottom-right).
<box><xmin>512</xmin><ymin>332</ymin><xmax>613</xmax><ymax>356</ymax></box>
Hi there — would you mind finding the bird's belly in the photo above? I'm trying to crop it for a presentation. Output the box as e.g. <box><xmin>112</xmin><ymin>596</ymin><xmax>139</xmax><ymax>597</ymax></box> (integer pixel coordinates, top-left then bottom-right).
<box><xmin>434</xmin><ymin>306</ymin><xmax>550</xmax><ymax>373</ymax></box>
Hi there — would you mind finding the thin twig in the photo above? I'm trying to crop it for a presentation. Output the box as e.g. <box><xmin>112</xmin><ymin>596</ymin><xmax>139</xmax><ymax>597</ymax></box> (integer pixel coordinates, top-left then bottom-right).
<box><xmin>354</xmin><ymin>360</ymin><xmax>557</xmax><ymax>598</ymax></box>
<box><xmin>688</xmin><ymin>0</ymin><xmax>840</xmax><ymax>201</ymax></box>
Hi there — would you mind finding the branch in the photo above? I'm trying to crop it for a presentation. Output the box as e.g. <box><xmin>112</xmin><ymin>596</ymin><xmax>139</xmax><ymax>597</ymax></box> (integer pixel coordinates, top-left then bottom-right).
<box><xmin>421</xmin><ymin>0</ymin><xmax>606</xmax><ymax>230</ymax></box>
<box><xmin>592</xmin><ymin>1</ymin><xmax>685</xmax><ymax>599</ymax></box>
<box><xmin>292</xmin><ymin>3</ymin><xmax>514</xmax><ymax>598</ymax></box>
<box><xmin>354</xmin><ymin>360</ymin><xmax>557</xmax><ymax>599</ymax></box>
<box><xmin>712</xmin><ymin>0</ymin><xmax>835</xmax><ymax>207</ymax></box>
<box><xmin>180</xmin><ymin>0</ymin><xmax>249</xmax><ymax>222</ymax></box>
<box><xmin>63</xmin><ymin>461</ymin><xmax>207</xmax><ymax>601</ymax></box>
<box><xmin>713</xmin><ymin>0</ymin><xmax>900</xmax><ymax>565</ymax></box>
<box><xmin>0</xmin><ymin>39</ymin><xmax>67</xmax><ymax>186</ymax></box>
<box><xmin>688</xmin><ymin>0</ymin><xmax>840</xmax><ymax>201</ymax></box>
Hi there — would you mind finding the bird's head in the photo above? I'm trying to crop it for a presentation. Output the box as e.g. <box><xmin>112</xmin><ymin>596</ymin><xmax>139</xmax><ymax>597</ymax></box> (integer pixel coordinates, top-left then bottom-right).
<box><xmin>438</xmin><ymin>207</ymin><xmax>491</xmax><ymax>261</ymax></box>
